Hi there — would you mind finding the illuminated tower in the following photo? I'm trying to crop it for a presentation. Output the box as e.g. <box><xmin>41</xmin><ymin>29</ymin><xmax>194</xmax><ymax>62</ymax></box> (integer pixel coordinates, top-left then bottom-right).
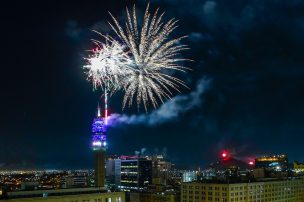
<box><xmin>92</xmin><ymin>105</ymin><xmax>107</xmax><ymax>187</ymax></box>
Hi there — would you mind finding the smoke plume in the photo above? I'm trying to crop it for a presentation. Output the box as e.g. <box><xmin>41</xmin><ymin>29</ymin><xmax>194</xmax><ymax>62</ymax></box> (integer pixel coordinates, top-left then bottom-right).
<box><xmin>108</xmin><ymin>79</ymin><xmax>210</xmax><ymax>126</ymax></box>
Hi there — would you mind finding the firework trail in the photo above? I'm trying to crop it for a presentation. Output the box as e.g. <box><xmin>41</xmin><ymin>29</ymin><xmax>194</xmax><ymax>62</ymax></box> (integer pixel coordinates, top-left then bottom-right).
<box><xmin>109</xmin><ymin>3</ymin><xmax>190</xmax><ymax>110</ymax></box>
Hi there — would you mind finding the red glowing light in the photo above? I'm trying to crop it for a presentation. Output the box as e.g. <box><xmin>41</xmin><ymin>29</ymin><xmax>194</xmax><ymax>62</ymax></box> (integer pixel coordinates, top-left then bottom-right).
<box><xmin>249</xmin><ymin>161</ymin><xmax>254</xmax><ymax>165</ymax></box>
<box><xmin>221</xmin><ymin>152</ymin><xmax>228</xmax><ymax>158</ymax></box>
<box><xmin>105</xmin><ymin>109</ymin><xmax>108</xmax><ymax>118</ymax></box>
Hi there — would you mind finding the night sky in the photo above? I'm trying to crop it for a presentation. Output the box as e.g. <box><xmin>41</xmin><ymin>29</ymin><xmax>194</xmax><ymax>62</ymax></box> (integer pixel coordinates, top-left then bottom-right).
<box><xmin>1</xmin><ymin>0</ymin><xmax>304</xmax><ymax>169</ymax></box>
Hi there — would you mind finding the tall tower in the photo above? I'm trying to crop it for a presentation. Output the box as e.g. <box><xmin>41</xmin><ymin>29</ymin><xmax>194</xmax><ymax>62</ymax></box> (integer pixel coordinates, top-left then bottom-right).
<box><xmin>91</xmin><ymin>105</ymin><xmax>107</xmax><ymax>187</ymax></box>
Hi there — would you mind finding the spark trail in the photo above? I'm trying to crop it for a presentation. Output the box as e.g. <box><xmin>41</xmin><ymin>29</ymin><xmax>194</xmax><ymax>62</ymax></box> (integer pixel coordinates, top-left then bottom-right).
<box><xmin>109</xmin><ymin>3</ymin><xmax>190</xmax><ymax>110</ymax></box>
<box><xmin>83</xmin><ymin>36</ymin><xmax>131</xmax><ymax>93</ymax></box>
<box><xmin>84</xmin><ymin>4</ymin><xmax>190</xmax><ymax>112</ymax></box>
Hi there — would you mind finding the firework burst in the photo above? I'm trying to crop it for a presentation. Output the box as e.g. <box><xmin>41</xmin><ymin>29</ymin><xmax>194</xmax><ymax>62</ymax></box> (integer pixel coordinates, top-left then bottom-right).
<box><xmin>108</xmin><ymin>3</ymin><xmax>190</xmax><ymax>110</ymax></box>
<box><xmin>83</xmin><ymin>35</ymin><xmax>131</xmax><ymax>93</ymax></box>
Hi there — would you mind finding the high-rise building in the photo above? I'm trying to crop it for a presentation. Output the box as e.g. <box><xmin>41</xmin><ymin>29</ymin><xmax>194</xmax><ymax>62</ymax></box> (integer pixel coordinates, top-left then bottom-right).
<box><xmin>119</xmin><ymin>157</ymin><xmax>152</xmax><ymax>191</ymax></box>
<box><xmin>106</xmin><ymin>155</ymin><xmax>172</xmax><ymax>190</ymax></box>
<box><xmin>181</xmin><ymin>177</ymin><xmax>304</xmax><ymax>202</ymax></box>
<box><xmin>106</xmin><ymin>158</ymin><xmax>122</xmax><ymax>188</ymax></box>
<box><xmin>152</xmin><ymin>155</ymin><xmax>172</xmax><ymax>186</ymax></box>
<box><xmin>92</xmin><ymin>106</ymin><xmax>107</xmax><ymax>187</ymax></box>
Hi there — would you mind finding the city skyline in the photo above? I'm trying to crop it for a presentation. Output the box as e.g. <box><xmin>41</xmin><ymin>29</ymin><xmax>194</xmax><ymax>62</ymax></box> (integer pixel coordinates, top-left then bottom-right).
<box><xmin>1</xmin><ymin>0</ymin><xmax>304</xmax><ymax>169</ymax></box>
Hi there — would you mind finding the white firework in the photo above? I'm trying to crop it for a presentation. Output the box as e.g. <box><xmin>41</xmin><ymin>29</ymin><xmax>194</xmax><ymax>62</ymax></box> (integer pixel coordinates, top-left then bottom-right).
<box><xmin>83</xmin><ymin>35</ymin><xmax>132</xmax><ymax>93</ymax></box>
<box><xmin>109</xmin><ymin>3</ymin><xmax>190</xmax><ymax>110</ymax></box>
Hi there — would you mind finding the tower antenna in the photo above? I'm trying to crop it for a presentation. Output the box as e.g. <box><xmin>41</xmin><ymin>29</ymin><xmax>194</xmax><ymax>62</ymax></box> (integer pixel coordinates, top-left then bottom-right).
<box><xmin>97</xmin><ymin>102</ymin><xmax>101</xmax><ymax>117</ymax></box>
<box><xmin>104</xmin><ymin>83</ymin><xmax>109</xmax><ymax>125</ymax></box>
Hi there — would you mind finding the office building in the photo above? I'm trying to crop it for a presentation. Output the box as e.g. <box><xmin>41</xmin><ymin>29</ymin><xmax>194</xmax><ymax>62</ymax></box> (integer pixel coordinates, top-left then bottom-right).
<box><xmin>152</xmin><ymin>155</ymin><xmax>172</xmax><ymax>186</ymax></box>
<box><xmin>119</xmin><ymin>157</ymin><xmax>152</xmax><ymax>191</ymax></box>
<box><xmin>181</xmin><ymin>177</ymin><xmax>304</xmax><ymax>202</ymax></box>
<box><xmin>106</xmin><ymin>158</ymin><xmax>122</xmax><ymax>188</ymax></box>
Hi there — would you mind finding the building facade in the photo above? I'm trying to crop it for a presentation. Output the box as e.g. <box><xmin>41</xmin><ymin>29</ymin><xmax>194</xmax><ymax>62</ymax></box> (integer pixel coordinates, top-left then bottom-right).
<box><xmin>0</xmin><ymin>188</ymin><xmax>125</xmax><ymax>202</ymax></box>
<box><xmin>119</xmin><ymin>158</ymin><xmax>152</xmax><ymax>191</ymax></box>
<box><xmin>182</xmin><ymin>171</ymin><xmax>198</xmax><ymax>183</ymax></box>
<box><xmin>181</xmin><ymin>177</ymin><xmax>304</xmax><ymax>202</ymax></box>
<box><xmin>130</xmin><ymin>191</ymin><xmax>180</xmax><ymax>202</ymax></box>
<box><xmin>152</xmin><ymin>155</ymin><xmax>172</xmax><ymax>186</ymax></box>
<box><xmin>293</xmin><ymin>162</ymin><xmax>304</xmax><ymax>173</ymax></box>
<box><xmin>106</xmin><ymin>158</ymin><xmax>122</xmax><ymax>188</ymax></box>
<box><xmin>255</xmin><ymin>155</ymin><xmax>288</xmax><ymax>172</ymax></box>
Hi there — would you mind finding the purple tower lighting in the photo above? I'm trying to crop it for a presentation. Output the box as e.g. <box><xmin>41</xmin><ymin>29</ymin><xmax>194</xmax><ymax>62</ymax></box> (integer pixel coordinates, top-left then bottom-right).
<box><xmin>92</xmin><ymin>104</ymin><xmax>107</xmax><ymax>187</ymax></box>
<box><xmin>92</xmin><ymin>105</ymin><xmax>107</xmax><ymax>151</ymax></box>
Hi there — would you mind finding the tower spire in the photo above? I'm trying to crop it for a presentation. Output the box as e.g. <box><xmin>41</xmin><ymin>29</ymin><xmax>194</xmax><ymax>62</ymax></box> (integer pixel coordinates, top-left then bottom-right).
<box><xmin>97</xmin><ymin>102</ymin><xmax>101</xmax><ymax>117</ymax></box>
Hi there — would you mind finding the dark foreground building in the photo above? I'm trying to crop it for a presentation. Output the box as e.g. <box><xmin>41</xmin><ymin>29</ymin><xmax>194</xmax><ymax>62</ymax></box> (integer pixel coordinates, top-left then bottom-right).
<box><xmin>0</xmin><ymin>187</ymin><xmax>125</xmax><ymax>201</ymax></box>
